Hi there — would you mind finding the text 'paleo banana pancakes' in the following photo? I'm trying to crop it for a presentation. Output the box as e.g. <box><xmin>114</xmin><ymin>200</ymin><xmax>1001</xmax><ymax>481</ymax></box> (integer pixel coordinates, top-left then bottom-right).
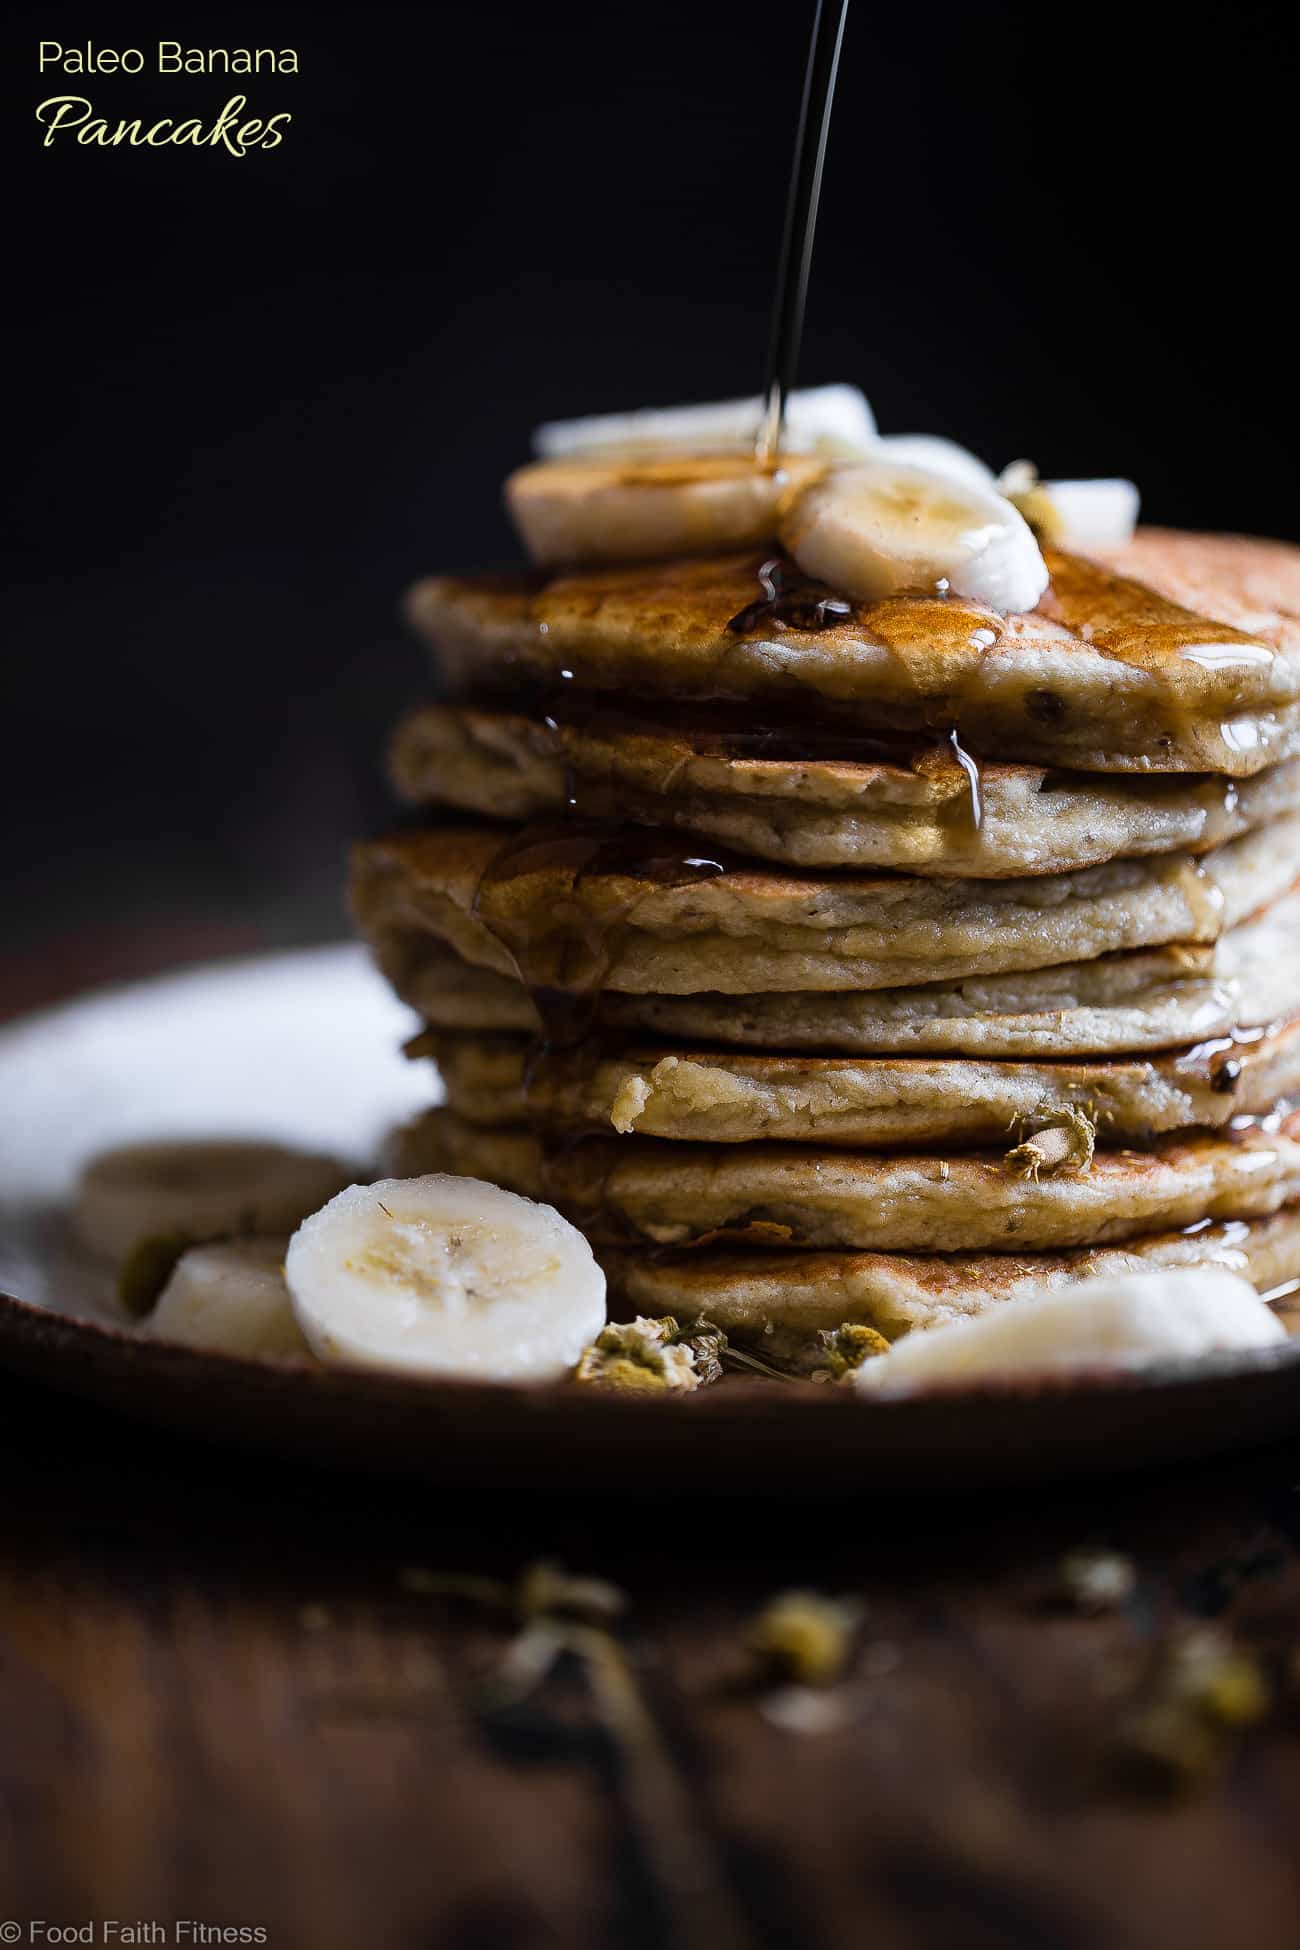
<box><xmin>351</xmin><ymin>396</ymin><xmax>1300</xmax><ymax>1351</ymax></box>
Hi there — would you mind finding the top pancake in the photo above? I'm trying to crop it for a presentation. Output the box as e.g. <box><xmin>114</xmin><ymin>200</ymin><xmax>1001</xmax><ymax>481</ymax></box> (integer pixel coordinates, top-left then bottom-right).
<box><xmin>407</xmin><ymin>530</ymin><xmax>1300</xmax><ymax>775</ymax></box>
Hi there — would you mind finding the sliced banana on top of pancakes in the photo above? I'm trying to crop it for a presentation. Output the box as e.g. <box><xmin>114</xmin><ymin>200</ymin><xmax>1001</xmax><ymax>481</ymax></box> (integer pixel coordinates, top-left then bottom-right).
<box><xmin>508</xmin><ymin>386</ymin><xmax>1136</xmax><ymax>613</ymax></box>
<box><xmin>531</xmin><ymin>383</ymin><xmax>877</xmax><ymax>461</ymax></box>
<box><xmin>505</xmin><ymin>450</ymin><xmax>825</xmax><ymax>568</ymax></box>
<box><xmin>780</xmin><ymin>458</ymin><xmax>1050</xmax><ymax>613</ymax></box>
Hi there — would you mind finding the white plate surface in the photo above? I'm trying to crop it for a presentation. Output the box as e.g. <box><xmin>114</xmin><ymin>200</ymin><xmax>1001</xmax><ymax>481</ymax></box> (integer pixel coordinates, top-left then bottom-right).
<box><xmin>0</xmin><ymin>945</ymin><xmax>435</xmax><ymax>1323</ymax></box>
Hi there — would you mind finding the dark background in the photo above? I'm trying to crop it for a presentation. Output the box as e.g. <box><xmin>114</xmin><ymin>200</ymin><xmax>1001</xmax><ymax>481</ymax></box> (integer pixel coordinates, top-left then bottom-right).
<box><xmin>5</xmin><ymin>0</ymin><xmax>1296</xmax><ymax>982</ymax></box>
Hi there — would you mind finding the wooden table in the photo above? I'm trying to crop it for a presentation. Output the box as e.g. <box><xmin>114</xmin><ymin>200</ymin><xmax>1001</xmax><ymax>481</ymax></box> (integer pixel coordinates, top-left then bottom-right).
<box><xmin>3</xmin><ymin>1358</ymin><xmax>1300</xmax><ymax>1950</ymax></box>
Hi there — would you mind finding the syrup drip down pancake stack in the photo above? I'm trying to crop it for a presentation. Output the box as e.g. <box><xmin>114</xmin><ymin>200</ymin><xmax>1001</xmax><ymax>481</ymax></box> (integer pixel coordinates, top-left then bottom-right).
<box><xmin>351</xmin><ymin>390</ymin><xmax>1300</xmax><ymax>1350</ymax></box>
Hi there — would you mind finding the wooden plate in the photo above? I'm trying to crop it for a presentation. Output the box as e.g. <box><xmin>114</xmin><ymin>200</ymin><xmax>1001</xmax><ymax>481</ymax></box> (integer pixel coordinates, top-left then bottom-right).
<box><xmin>3</xmin><ymin>945</ymin><xmax>1300</xmax><ymax>1490</ymax></box>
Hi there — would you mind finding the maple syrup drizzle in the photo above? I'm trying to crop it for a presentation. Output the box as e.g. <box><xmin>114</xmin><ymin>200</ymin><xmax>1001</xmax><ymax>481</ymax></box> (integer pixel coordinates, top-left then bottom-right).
<box><xmin>527</xmin><ymin>681</ymin><xmax>990</xmax><ymax>845</ymax></box>
<box><xmin>1179</xmin><ymin>1217</ymin><xmax>1251</xmax><ymax>1246</ymax></box>
<box><xmin>754</xmin><ymin>0</ymin><xmax>851</xmax><ymax>460</ymax></box>
<box><xmin>725</xmin><ymin>556</ymin><xmax>852</xmax><ymax>634</ymax></box>
<box><xmin>1173</xmin><ymin>1017</ymin><xmax>1287</xmax><ymax>1113</ymax></box>
<box><xmin>947</xmin><ymin>728</ymin><xmax>983</xmax><ymax>832</ymax></box>
<box><xmin>1228</xmin><ymin>1101</ymin><xmax>1295</xmax><ymax>1139</ymax></box>
<box><xmin>1183</xmin><ymin>861</ymin><xmax>1227</xmax><ymax>940</ymax></box>
<box><xmin>473</xmin><ymin>821</ymin><xmax>727</xmax><ymax>974</ymax></box>
<box><xmin>469</xmin><ymin>819</ymin><xmax>728</xmax><ymax>1100</ymax></box>
<box><xmin>519</xmin><ymin>674</ymin><xmax>984</xmax><ymax>794</ymax></box>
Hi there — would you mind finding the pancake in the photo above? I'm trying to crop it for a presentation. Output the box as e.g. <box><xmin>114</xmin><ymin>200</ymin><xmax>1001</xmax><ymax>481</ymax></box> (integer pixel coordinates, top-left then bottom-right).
<box><xmin>394</xmin><ymin>1107</ymin><xmax>1300</xmax><ymax>1254</ymax></box>
<box><xmin>420</xmin><ymin>1012</ymin><xmax>1300</xmax><ymax>1147</ymax></box>
<box><xmin>597</xmin><ymin>1207</ymin><xmax>1300</xmax><ymax>1339</ymax></box>
<box><xmin>390</xmin><ymin>701</ymin><xmax>1300</xmax><ymax>878</ymax></box>
<box><xmin>406</xmin><ymin>531</ymin><xmax>1300</xmax><ymax>775</ymax></box>
<box><xmin>350</xmin><ymin>812</ymin><xmax>1299</xmax><ymax>998</ymax></box>
<box><xmin>379</xmin><ymin>886</ymin><xmax>1300</xmax><ymax>1057</ymax></box>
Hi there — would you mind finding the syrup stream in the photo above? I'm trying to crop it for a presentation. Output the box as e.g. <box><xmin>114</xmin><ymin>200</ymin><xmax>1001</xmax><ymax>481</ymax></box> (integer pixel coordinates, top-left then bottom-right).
<box><xmin>754</xmin><ymin>0</ymin><xmax>851</xmax><ymax>460</ymax></box>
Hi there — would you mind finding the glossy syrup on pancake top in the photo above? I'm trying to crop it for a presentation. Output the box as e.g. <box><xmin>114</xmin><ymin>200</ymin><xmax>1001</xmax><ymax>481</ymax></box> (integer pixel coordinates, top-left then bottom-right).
<box><xmin>411</xmin><ymin>535</ymin><xmax>1296</xmax><ymax>774</ymax></box>
<box><xmin>726</xmin><ymin>553</ymin><xmax>987</xmax><ymax>830</ymax></box>
<box><xmin>521</xmin><ymin>551</ymin><xmax>1011</xmax><ymax>827</ymax></box>
<box><xmin>1039</xmin><ymin>547</ymin><xmax>1278</xmax><ymax>764</ymax></box>
<box><xmin>521</xmin><ymin>557</ymin><xmax>990</xmax><ymax>836</ymax></box>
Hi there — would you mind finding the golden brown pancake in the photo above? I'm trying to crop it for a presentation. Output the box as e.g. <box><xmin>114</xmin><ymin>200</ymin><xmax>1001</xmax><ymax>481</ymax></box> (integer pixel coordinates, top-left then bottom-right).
<box><xmin>394</xmin><ymin>1106</ymin><xmax>1300</xmax><ymax>1254</ymax></box>
<box><xmin>363</xmin><ymin>513</ymin><xmax>1300</xmax><ymax>1339</ymax></box>
<box><xmin>350</xmin><ymin>813</ymin><xmax>1298</xmax><ymax>998</ymax></box>
<box><xmin>391</xmin><ymin>703</ymin><xmax>1300</xmax><ymax>877</ymax></box>
<box><xmin>405</xmin><ymin>531</ymin><xmax>1300</xmax><ymax>774</ymax></box>
<box><xmin>597</xmin><ymin>1207</ymin><xmax>1300</xmax><ymax>1338</ymax></box>
<box><xmin>374</xmin><ymin>889</ymin><xmax>1300</xmax><ymax>1057</ymax></box>
<box><xmin>420</xmin><ymin>1014</ymin><xmax>1300</xmax><ymax>1147</ymax></box>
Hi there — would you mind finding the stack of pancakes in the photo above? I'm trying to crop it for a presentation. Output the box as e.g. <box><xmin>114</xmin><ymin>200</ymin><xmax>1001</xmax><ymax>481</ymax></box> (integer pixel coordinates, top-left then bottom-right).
<box><xmin>352</xmin><ymin>529</ymin><xmax>1300</xmax><ymax>1348</ymax></box>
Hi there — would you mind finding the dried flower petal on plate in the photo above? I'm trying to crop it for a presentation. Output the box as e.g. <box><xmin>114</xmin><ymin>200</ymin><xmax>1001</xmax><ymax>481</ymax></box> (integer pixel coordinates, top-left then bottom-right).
<box><xmin>806</xmin><ymin>1323</ymin><xmax>890</xmax><ymax>1382</ymax></box>
<box><xmin>574</xmin><ymin>1315</ymin><xmax>725</xmax><ymax>1392</ymax></box>
<box><xmin>746</xmin><ymin>1591</ymin><xmax>863</xmax><ymax>1688</ymax></box>
<box><xmin>1109</xmin><ymin>1624</ymin><xmax>1270</xmax><ymax>1793</ymax></box>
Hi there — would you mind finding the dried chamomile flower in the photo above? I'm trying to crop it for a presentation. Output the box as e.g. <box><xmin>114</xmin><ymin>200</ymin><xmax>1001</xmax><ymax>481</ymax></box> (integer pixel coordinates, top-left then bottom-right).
<box><xmin>574</xmin><ymin>1315</ymin><xmax>724</xmax><ymax>1392</ymax></box>
<box><xmin>576</xmin><ymin>1316</ymin><xmax>695</xmax><ymax>1392</ymax></box>
<box><xmin>680</xmin><ymin>1316</ymin><xmax>728</xmax><ymax>1384</ymax></box>
<box><xmin>806</xmin><ymin>1322</ymin><xmax>890</xmax><ymax>1382</ymax></box>
<box><xmin>746</xmin><ymin>1591</ymin><xmax>863</xmax><ymax>1688</ymax></box>
<box><xmin>1167</xmin><ymin>1627</ymin><xmax>1270</xmax><ymax>1728</ymax></box>
<box><xmin>1006</xmin><ymin>1104</ymin><xmax>1097</xmax><ymax>1181</ymax></box>
<box><xmin>1109</xmin><ymin>1624</ymin><xmax>1270</xmax><ymax>1793</ymax></box>
<box><xmin>724</xmin><ymin>1320</ymin><xmax>887</xmax><ymax>1382</ymax></box>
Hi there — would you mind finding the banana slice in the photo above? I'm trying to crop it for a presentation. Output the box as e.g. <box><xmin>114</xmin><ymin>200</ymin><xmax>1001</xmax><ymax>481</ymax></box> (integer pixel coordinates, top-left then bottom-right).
<box><xmin>285</xmin><ymin>1174</ymin><xmax>606</xmax><ymax>1382</ymax></box>
<box><xmin>147</xmin><ymin>1238</ymin><xmax>311</xmax><ymax>1359</ymax></box>
<box><xmin>74</xmin><ymin>1139</ymin><xmax>350</xmax><ymax>1262</ymax></box>
<box><xmin>999</xmin><ymin>465</ymin><xmax>1140</xmax><ymax>549</ymax></box>
<box><xmin>532</xmin><ymin>384</ymin><xmax>876</xmax><ymax>460</ymax></box>
<box><xmin>505</xmin><ymin>451</ymin><xmax>824</xmax><ymax>566</ymax></box>
<box><xmin>782</xmin><ymin>459</ymin><xmax>1049</xmax><ymax>615</ymax></box>
<box><xmin>875</xmin><ymin>435</ymin><xmax>996</xmax><ymax>490</ymax></box>
<box><xmin>1035</xmin><ymin>478</ymin><xmax>1140</xmax><ymax>548</ymax></box>
<box><xmin>855</xmin><ymin>1267</ymin><xmax>1285</xmax><ymax>1398</ymax></box>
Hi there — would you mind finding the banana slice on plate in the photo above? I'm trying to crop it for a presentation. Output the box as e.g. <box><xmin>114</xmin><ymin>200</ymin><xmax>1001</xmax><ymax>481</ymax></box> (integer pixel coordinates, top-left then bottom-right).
<box><xmin>532</xmin><ymin>384</ymin><xmax>876</xmax><ymax>460</ymax></box>
<box><xmin>147</xmin><ymin>1237</ymin><xmax>311</xmax><ymax>1359</ymax></box>
<box><xmin>506</xmin><ymin>451</ymin><xmax>823</xmax><ymax>566</ymax></box>
<box><xmin>285</xmin><ymin>1174</ymin><xmax>606</xmax><ymax>1383</ymax></box>
<box><xmin>74</xmin><ymin>1139</ymin><xmax>350</xmax><ymax>1262</ymax></box>
<box><xmin>855</xmin><ymin>1268</ymin><xmax>1285</xmax><ymax>1398</ymax></box>
<box><xmin>782</xmin><ymin>458</ymin><xmax>1049</xmax><ymax>614</ymax></box>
